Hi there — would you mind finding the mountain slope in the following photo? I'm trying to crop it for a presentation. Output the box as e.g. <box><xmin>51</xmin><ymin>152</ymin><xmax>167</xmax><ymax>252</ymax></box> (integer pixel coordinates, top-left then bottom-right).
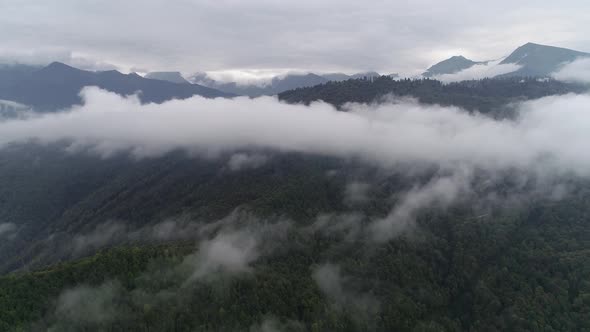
<box><xmin>144</xmin><ymin>71</ymin><xmax>190</xmax><ymax>84</ymax></box>
<box><xmin>189</xmin><ymin>71</ymin><xmax>384</xmax><ymax>97</ymax></box>
<box><xmin>499</xmin><ymin>42</ymin><xmax>590</xmax><ymax>77</ymax></box>
<box><xmin>190</xmin><ymin>72</ymin><xmax>329</xmax><ymax>97</ymax></box>
<box><xmin>278</xmin><ymin>76</ymin><xmax>587</xmax><ymax>113</ymax></box>
<box><xmin>423</xmin><ymin>56</ymin><xmax>483</xmax><ymax>77</ymax></box>
<box><xmin>0</xmin><ymin>63</ymin><xmax>42</xmax><ymax>90</ymax></box>
<box><xmin>0</xmin><ymin>62</ymin><xmax>231</xmax><ymax>111</ymax></box>
<box><xmin>2</xmin><ymin>144</ymin><xmax>590</xmax><ymax>331</ymax></box>
<box><xmin>322</xmin><ymin>71</ymin><xmax>381</xmax><ymax>82</ymax></box>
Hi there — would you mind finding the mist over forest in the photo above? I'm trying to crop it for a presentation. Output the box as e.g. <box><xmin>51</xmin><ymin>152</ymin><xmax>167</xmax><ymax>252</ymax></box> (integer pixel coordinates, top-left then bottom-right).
<box><xmin>2</xmin><ymin>1</ymin><xmax>590</xmax><ymax>331</ymax></box>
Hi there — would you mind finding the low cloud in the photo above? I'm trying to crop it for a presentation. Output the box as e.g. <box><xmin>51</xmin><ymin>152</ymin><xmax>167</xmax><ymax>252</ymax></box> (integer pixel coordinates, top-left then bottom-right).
<box><xmin>45</xmin><ymin>213</ymin><xmax>292</xmax><ymax>328</ymax></box>
<box><xmin>432</xmin><ymin>59</ymin><xmax>521</xmax><ymax>83</ymax></box>
<box><xmin>184</xmin><ymin>229</ymin><xmax>259</xmax><ymax>282</ymax></box>
<box><xmin>1</xmin><ymin>87</ymin><xmax>590</xmax><ymax>179</ymax></box>
<box><xmin>310</xmin><ymin>213</ymin><xmax>365</xmax><ymax>242</ymax></box>
<box><xmin>70</xmin><ymin>218</ymin><xmax>200</xmax><ymax>256</ymax></box>
<box><xmin>53</xmin><ymin>281</ymin><xmax>122</xmax><ymax>327</ymax></box>
<box><xmin>312</xmin><ymin>263</ymin><xmax>379</xmax><ymax>314</ymax></box>
<box><xmin>344</xmin><ymin>181</ymin><xmax>371</xmax><ymax>205</ymax></box>
<box><xmin>0</xmin><ymin>49</ymin><xmax>118</xmax><ymax>71</ymax></box>
<box><xmin>67</xmin><ymin>210</ymin><xmax>290</xmax><ymax>261</ymax></box>
<box><xmin>227</xmin><ymin>152</ymin><xmax>269</xmax><ymax>171</ymax></box>
<box><xmin>370</xmin><ymin>169</ymin><xmax>471</xmax><ymax>241</ymax></box>
<box><xmin>249</xmin><ymin>316</ymin><xmax>305</xmax><ymax>332</ymax></box>
<box><xmin>191</xmin><ymin>69</ymin><xmax>290</xmax><ymax>87</ymax></box>
<box><xmin>0</xmin><ymin>222</ymin><xmax>17</xmax><ymax>238</ymax></box>
<box><xmin>552</xmin><ymin>57</ymin><xmax>590</xmax><ymax>83</ymax></box>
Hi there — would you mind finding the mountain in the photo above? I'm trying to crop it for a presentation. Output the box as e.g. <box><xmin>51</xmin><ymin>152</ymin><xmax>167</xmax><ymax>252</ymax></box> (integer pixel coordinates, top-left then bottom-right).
<box><xmin>423</xmin><ymin>56</ymin><xmax>483</xmax><ymax>77</ymax></box>
<box><xmin>0</xmin><ymin>62</ymin><xmax>231</xmax><ymax>111</ymax></box>
<box><xmin>189</xmin><ymin>72</ymin><xmax>329</xmax><ymax>97</ymax></box>
<box><xmin>349</xmin><ymin>71</ymin><xmax>381</xmax><ymax>80</ymax></box>
<box><xmin>423</xmin><ymin>43</ymin><xmax>590</xmax><ymax>80</ymax></box>
<box><xmin>144</xmin><ymin>71</ymin><xmax>190</xmax><ymax>84</ymax></box>
<box><xmin>0</xmin><ymin>63</ymin><xmax>42</xmax><ymax>90</ymax></box>
<box><xmin>322</xmin><ymin>71</ymin><xmax>382</xmax><ymax>82</ymax></box>
<box><xmin>189</xmin><ymin>71</ymin><xmax>385</xmax><ymax>97</ymax></box>
<box><xmin>499</xmin><ymin>42</ymin><xmax>590</xmax><ymax>77</ymax></box>
<box><xmin>321</xmin><ymin>73</ymin><xmax>351</xmax><ymax>81</ymax></box>
<box><xmin>270</xmin><ymin>73</ymin><xmax>328</xmax><ymax>93</ymax></box>
<box><xmin>279</xmin><ymin>76</ymin><xmax>587</xmax><ymax>112</ymax></box>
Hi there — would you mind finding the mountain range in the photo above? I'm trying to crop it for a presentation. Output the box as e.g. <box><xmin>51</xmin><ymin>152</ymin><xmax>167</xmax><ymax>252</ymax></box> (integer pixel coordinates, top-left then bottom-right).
<box><xmin>422</xmin><ymin>56</ymin><xmax>485</xmax><ymax>77</ymax></box>
<box><xmin>144</xmin><ymin>71</ymin><xmax>190</xmax><ymax>84</ymax></box>
<box><xmin>0</xmin><ymin>62</ymin><xmax>231</xmax><ymax>111</ymax></box>
<box><xmin>424</xmin><ymin>42</ymin><xmax>590</xmax><ymax>78</ymax></box>
<box><xmin>0</xmin><ymin>42</ymin><xmax>588</xmax><ymax>112</ymax></box>
<box><xmin>185</xmin><ymin>71</ymin><xmax>386</xmax><ymax>97</ymax></box>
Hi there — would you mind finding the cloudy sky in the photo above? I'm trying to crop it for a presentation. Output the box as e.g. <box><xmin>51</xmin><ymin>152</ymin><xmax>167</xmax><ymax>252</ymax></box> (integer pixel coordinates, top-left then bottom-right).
<box><xmin>1</xmin><ymin>0</ymin><xmax>589</xmax><ymax>75</ymax></box>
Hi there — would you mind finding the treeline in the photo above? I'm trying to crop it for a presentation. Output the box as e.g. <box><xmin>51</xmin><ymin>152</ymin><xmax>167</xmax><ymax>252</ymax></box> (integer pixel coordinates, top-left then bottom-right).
<box><xmin>278</xmin><ymin>77</ymin><xmax>588</xmax><ymax>115</ymax></box>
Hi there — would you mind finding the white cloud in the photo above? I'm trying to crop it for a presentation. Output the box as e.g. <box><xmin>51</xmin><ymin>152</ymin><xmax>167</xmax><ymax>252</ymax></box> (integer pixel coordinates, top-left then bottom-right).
<box><xmin>184</xmin><ymin>229</ymin><xmax>259</xmax><ymax>281</ymax></box>
<box><xmin>0</xmin><ymin>223</ymin><xmax>17</xmax><ymax>238</ymax></box>
<box><xmin>1</xmin><ymin>88</ymin><xmax>590</xmax><ymax>178</ymax></box>
<box><xmin>195</xmin><ymin>69</ymin><xmax>290</xmax><ymax>87</ymax></box>
<box><xmin>1</xmin><ymin>1</ymin><xmax>589</xmax><ymax>74</ymax></box>
<box><xmin>433</xmin><ymin>59</ymin><xmax>521</xmax><ymax>83</ymax></box>
<box><xmin>0</xmin><ymin>49</ymin><xmax>117</xmax><ymax>71</ymax></box>
<box><xmin>54</xmin><ymin>281</ymin><xmax>121</xmax><ymax>325</ymax></box>
<box><xmin>369</xmin><ymin>170</ymin><xmax>471</xmax><ymax>241</ymax></box>
<box><xmin>312</xmin><ymin>263</ymin><xmax>379</xmax><ymax>313</ymax></box>
<box><xmin>227</xmin><ymin>153</ymin><xmax>269</xmax><ymax>171</ymax></box>
<box><xmin>249</xmin><ymin>317</ymin><xmax>304</xmax><ymax>332</ymax></box>
<box><xmin>552</xmin><ymin>57</ymin><xmax>590</xmax><ymax>83</ymax></box>
<box><xmin>344</xmin><ymin>182</ymin><xmax>371</xmax><ymax>205</ymax></box>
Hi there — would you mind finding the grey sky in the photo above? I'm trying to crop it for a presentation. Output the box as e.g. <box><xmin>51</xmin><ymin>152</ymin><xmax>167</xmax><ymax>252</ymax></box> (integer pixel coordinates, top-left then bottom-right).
<box><xmin>1</xmin><ymin>0</ymin><xmax>589</xmax><ymax>75</ymax></box>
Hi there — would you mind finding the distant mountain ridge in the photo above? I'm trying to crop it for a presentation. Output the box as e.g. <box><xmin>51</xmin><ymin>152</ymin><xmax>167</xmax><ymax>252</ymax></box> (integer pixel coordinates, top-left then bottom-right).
<box><xmin>423</xmin><ymin>56</ymin><xmax>484</xmax><ymax>77</ymax></box>
<box><xmin>0</xmin><ymin>62</ymin><xmax>231</xmax><ymax>111</ymax></box>
<box><xmin>424</xmin><ymin>42</ymin><xmax>590</xmax><ymax>79</ymax></box>
<box><xmin>145</xmin><ymin>71</ymin><xmax>190</xmax><ymax>84</ymax></box>
<box><xmin>499</xmin><ymin>42</ymin><xmax>590</xmax><ymax>77</ymax></box>
<box><xmin>189</xmin><ymin>71</ymin><xmax>385</xmax><ymax>97</ymax></box>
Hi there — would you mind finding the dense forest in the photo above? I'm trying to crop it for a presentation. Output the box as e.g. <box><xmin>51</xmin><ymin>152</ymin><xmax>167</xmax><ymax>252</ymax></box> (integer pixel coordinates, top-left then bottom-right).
<box><xmin>279</xmin><ymin>77</ymin><xmax>588</xmax><ymax>116</ymax></box>
<box><xmin>0</xmin><ymin>144</ymin><xmax>590</xmax><ymax>330</ymax></box>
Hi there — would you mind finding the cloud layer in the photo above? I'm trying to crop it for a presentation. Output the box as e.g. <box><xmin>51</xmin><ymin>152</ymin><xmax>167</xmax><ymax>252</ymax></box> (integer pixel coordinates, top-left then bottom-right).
<box><xmin>1</xmin><ymin>1</ymin><xmax>589</xmax><ymax>74</ymax></box>
<box><xmin>432</xmin><ymin>60</ymin><xmax>521</xmax><ymax>83</ymax></box>
<box><xmin>1</xmin><ymin>88</ymin><xmax>590</xmax><ymax>178</ymax></box>
<box><xmin>552</xmin><ymin>57</ymin><xmax>590</xmax><ymax>83</ymax></box>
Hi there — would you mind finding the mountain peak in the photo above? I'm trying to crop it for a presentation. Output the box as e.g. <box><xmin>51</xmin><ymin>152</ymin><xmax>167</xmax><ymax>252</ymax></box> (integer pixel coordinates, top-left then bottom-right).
<box><xmin>423</xmin><ymin>55</ymin><xmax>481</xmax><ymax>77</ymax></box>
<box><xmin>521</xmin><ymin>42</ymin><xmax>540</xmax><ymax>47</ymax></box>
<box><xmin>44</xmin><ymin>61</ymin><xmax>77</xmax><ymax>71</ymax></box>
<box><xmin>145</xmin><ymin>71</ymin><xmax>190</xmax><ymax>84</ymax></box>
<box><xmin>500</xmin><ymin>42</ymin><xmax>590</xmax><ymax>77</ymax></box>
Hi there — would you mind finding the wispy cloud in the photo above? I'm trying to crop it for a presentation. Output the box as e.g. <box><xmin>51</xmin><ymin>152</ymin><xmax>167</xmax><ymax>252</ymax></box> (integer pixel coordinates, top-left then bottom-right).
<box><xmin>432</xmin><ymin>59</ymin><xmax>521</xmax><ymax>83</ymax></box>
<box><xmin>552</xmin><ymin>57</ymin><xmax>590</xmax><ymax>83</ymax></box>
<box><xmin>1</xmin><ymin>88</ymin><xmax>590</xmax><ymax>177</ymax></box>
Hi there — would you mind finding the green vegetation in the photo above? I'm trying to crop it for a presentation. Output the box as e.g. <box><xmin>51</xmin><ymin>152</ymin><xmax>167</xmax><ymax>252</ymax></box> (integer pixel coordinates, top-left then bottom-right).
<box><xmin>1</xmin><ymin>188</ymin><xmax>590</xmax><ymax>331</ymax></box>
<box><xmin>279</xmin><ymin>77</ymin><xmax>587</xmax><ymax>116</ymax></box>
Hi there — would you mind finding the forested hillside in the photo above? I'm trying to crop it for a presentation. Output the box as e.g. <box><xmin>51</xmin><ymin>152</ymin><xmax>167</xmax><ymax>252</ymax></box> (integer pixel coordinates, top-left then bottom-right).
<box><xmin>1</xmin><ymin>142</ymin><xmax>590</xmax><ymax>330</ymax></box>
<box><xmin>279</xmin><ymin>77</ymin><xmax>588</xmax><ymax>115</ymax></box>
<box><xmin>1</xmin><ymin>163</ymin><xmax>590</xmax><ymax>331</ymax></box>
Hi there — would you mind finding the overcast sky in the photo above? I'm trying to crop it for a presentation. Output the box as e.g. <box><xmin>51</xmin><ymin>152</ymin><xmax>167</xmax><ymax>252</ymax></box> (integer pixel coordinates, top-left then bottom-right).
<box><xmin>1</xmin><ymin>0</ymin><xmax>589</xmax><ymax>76</ymax></box>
